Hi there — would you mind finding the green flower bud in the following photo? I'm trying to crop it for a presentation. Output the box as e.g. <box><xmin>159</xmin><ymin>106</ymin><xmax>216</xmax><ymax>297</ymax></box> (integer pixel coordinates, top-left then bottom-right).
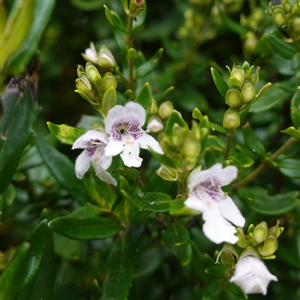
<box><xmin>181</xmin><ymin>137</ymin><xmax>200</xmax><ymax>158</ymax></box>
<box><xmin>171</xmin><ymin>125</ymin><xmax>185</xmax><ymax>147</ymax></box>
<box><xmin>282</xmin><ymin>1</ymin><xmax>291</xmax><ymax>14</ymax></box>
<box><xmin>288</xmin><ymin>16</ymin><xmax>300</xmax><ymax>41</ymax></box>
<box><xmin>231</xmin><ymin>67</ymin><xmax>245</xmax><ymax>86</ymax></box>
<box><xmin>220</xmin><ymin>250</ymin><xmax>235</xmax><ymax>266</ymax></box>
<box><xmin>150</xmin><ymin>98</ymin><xmax>158</xmax><ymax>114</ymax></box>
<box><xmin>236</xmin><ymin>227</ymin><xmax>251</xmax><ymax>248</ymax></box>
<box><xmin>225</xmin><ymin>88</ymin><xmax>241</xmax><ymax>108</ymax></box>
<box><xmin>159</xmin><ymin>100</ymin><xmax>174</xmax><ymax>120</ymax></box>
<box><xmin>258</xmin><ymin>236</ymin><xmax>278</xmax><ymax>257</ymax></box>
<box><xmin>98</xmin><ymin>45</ymin><xmax>116</xmax><ymax>69</ymax></box>
<box><xmin>253</xmin><ymin>221</ymin><xmax>268</xmax><ymax>244</ymax></box>
<box><xmin>101</xmin><ymin>72</ymin><xmax>117</xmax><ymax>92</ymax></box>
<box><xmin>272</xmin><ymin>7</ymin><xmax>287</xmax><ymax>28</ymax></box>
<box><xmin>157</xmin><ymin>165</ymin><xmax>178</xmax><ymax>181</ymax></box>
<box><xmin>248</xmin><ymin>66</ymin><xmax>260</xmax><ymax>84</ymax></box>
<box><xmin>268</xmin><ymin>220</ymin><xmax>284</xmax><ymax>238</ymax></box>
<box><xmin>223</xmin><ymin>108</ymin><xmax>240</xmax><ymax>131</ymax></box>
<box><xmin>86</xmin><ymin>62</ymin><xmax>102</xmax><ymax>91</ymax></box>
<box><xmin>241</xmin><ymin>82</ymin><xmax>256</xmax><ymax>104</ymax></box>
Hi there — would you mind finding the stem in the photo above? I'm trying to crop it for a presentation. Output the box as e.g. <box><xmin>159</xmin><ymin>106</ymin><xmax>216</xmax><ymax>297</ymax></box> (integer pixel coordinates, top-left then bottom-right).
<box><xmin>224</xmin><ymin>130</ymin><xmax>234</xmax><ymax>160</ymax></box>
<box><xmin>234</xmin><ymin>136</ymin><xmax>298</xmax><ymax>189</ymax></box>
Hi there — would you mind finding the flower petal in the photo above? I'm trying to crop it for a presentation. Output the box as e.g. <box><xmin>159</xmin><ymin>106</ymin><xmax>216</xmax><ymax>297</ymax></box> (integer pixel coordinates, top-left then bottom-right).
<box><xmin>219</xmin><ymin>196</ymin><xmax>245</xmax><ymax>227</ymax></box>
<box><xmin>124</xmin><ymin>102</ymin><xmax>145</xmax><ymax>127</ymax></box>
<box><xmin>105</xmin><ymin>139</ymin><xmax>123</xmax><ymax>157</ymax></box>
<box><xmin>105</xmin><ymin>105</ymin><xmax>125</xmax><ymax>133</ymax></box>
<box><xmin>120</xmin><ymin>140</ymin><xmax>142</xmax><ymax>167</ymax></box>
<box><xmin>138</xmin><ymin>133</ymin><xmax>164</xmax><ymax>154</ymax></box>
<box><xmin>72</xmin><ymin>130</ymin><xmax>108</xmax><ymax>149</ymax></box>
<box><xmin>184</xmin><ymin>194</ymin><xmax>204</xmax><ymax>212</ymax></box>
<box><xmin>100</xmin><ymin>153</ymin><xmax>113</xmax><ymax>170</ymax></box>
<box><xmin>74</xmin><ymin>151</ymin><xmax>91</xmax><ymax>179</ymax></box>
<box><xmin>217</xmin><ymin>165</ymin><xmax>238</xmax><ymax>186</ymax></box>
<box><xmin>91</xmin><ymin>158</ymin><xmax>117</xmax><ymax>186</ymax></box>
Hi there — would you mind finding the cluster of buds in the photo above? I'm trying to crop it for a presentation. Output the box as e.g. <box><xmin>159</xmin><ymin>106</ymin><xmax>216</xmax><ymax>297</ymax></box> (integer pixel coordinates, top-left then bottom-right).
<box><xmin>75</xmin><ymin>62</ymin><xmax>117</xmax><ymax>117</ymax></box>
<box><xmin>268</xmin><ymin>0</ymin><xmax>300</xmax><ymax>42</ymax></box>
<box><xmin>223</xmin><ymin>61</ymin><xmax>259</xmax><ymax>131</ymax></box>
<box><xmin>82</xmin><ymin>42</ymin><xmax>116</xmax><ymax>71</ymax></box>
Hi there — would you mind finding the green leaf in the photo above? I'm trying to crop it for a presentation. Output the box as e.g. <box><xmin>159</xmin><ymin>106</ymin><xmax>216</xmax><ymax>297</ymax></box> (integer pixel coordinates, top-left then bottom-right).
<box><xmin>267</xmin><ymin>31</ymin><xmax>297</xmax><ymax>60</ymax></box>
<box><xmin>280</xmin><ymin>126</ymin><xmax>300</xmax><ymax>138</ymax></box>
<box><xmin>135</xmin><ymin>82</ymin><xmax>152</xmax><ymax>114</ymax></box>
<box><xmin>101</xmin><ymin>238</ymin><xmax>136</xmax><ymax>300</ymax></box>
<box><xmin>210</xmin><ymin>67</ymin><xmax>228</xmax><ymax>98</ymax></box>
<box><xmin>291</xmin><ymin>53</ymin><xmax>300</xmax><ymax>77</ymax></box>
<box><xmin>121</xmin><ymin>190</ymin><xmax>172</xmax><ymax>212</ymax></box>
<box><xmin>70</xmin><ymin>0</ymin><xmax>106</xmax><ymax>10</ymax></box>
<box><xmin>135</xmin><ymin>48</ymin><xmax>163</xmax><ymax>78</ymax></box>
<box><xmin>225</xmin><ymin>152</ymin><xmax>255</xmax><ymax>168</ymax></box>
<box><xmin>104</xmin><ymin>5</ymin><xmax>127</xmax><ymax>33</ymax></box>
<box><xmin>132</xmin><ymin>1</ymin><xmax>147</xmax><ymax>32</ymax></box>
<box><xmin>171</xmin><ymin>243</ymin><xmax>192</xmax><ymax>266</ymax></box>
<box><xmin>205</xmin><ymin>264</ymin><xmax>228</xmax><ymax>278</ymax></box>
<box><xmin>169</xmin><ymin>198</ymin><xmax>193</xmax><ymax>215</ymax></box>
<box><xmin>242</xmin><ymin>123</ymin><xmax>266</xmax><ymax>158</ymax></box>
<box><xmin>149</xmin><ymin>149</ymin><xmax>179</xmax><ymax>169</ymax></box>
<box><xmin>0</xmin><ymin>0</ymin><xmax>34</xmax><ymax>73</ymax></box>
<box><xmin>48</xmin><ymin>216</ymin><xmax>123</xmax><ymax>240</ymax></box>
<box><xmin>162</xmin><ymin>222</ymin><xmax>190</xmax><ymax>248</ymax></box>
<box><xmin>273</xmin><ymin>158</ymin><xmax>300</xmax><ymax>179</ymax></box>
<box><xmin>0</xmin><ymin>78</ymin><xmax>40</xmax><ymax>194</ymax></box>
<box><xmin>47</xmin><ymin>122</ymin><xmax>86</xmax><ymax>145</ymax></box>
<box><xmin>219</xmin><ymin>9</ymin><xmax>248</xmax><ymax>35</ymax></box>
<box><xmin>291</xmin><ymin>89</ymin><xmax>300</xmax><ymax>129</ymax></box>
<box><xmin>35</xmin><ymin>136</ymin><xmax>91</xmax><ymax>205</ymax></box>
<box><xmin>237</xmin><ymin>187</ymin><xmax>299</xmax><ymax>215</ymax></box>
<box><xmin>165</xmin><ymin>110</ymin><xmax>188</xmax><ymax>136</ymax></box>
<box><xmin>101</xmin><ymin>86</ymin><xmax>117</xmax><ymax>116</ymax></box>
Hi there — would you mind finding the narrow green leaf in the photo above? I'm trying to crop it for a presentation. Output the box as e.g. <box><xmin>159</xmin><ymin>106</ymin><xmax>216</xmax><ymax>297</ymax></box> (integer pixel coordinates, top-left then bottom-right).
<box><xmin>48</xmin><ymin>216</ymin><xmax>123</xmax><ymax>240</ymax></box>
<box><xmin>35</xmin><ymin>136</ymin><xmax>91</xmax><ymax>205</ymax></box>
<box><xmin>225</xmin><ymin>152</ymin><xmax>255</xmax><ymax>168</ymax></box>
<box><xmin>0</xmin><ymin>78</ymin><xmax>40</xmax><ymax>194</ymax></box>
<box><xmin>291</xmin><ymin>53</ymin><xmax>300</xmax><ymax>77</ymax></box>
<box><xmin>273</xmin><ymin>158</ymin><xmax>300</xmax><ymax>179</ymax></box>
<box><xmin>237</xmin><ymin>187</ymin><xmax>299</xmax><ymax>215</ymax></box>
<box><xmin>291</xmin><ymin>89</ymin><xmax>300</xmax><ymax>129</ymax></box>
<box><xmin>6</xmin><ymin>0</ymin><xmax>56</xmax><ymax>75</ymax></box>
<box><xmin>121</xmin><ymin>190</ymin><xmax>172</xmax><ymax>212</ymax></box>
<box><xmin>162</xmin><ymin>222</ymin><xmax>190</xmax><ymax>248</ymax></box>
<box><xmin>219</xmin><ymin>9</ymin><xmax>248</xmax><ymax>35</ymax></box>
<box><xmin>101</xmin><ymin>238</ymin><xmax>136</xmax><ymax>300</ymax></box>
<box><xmin>280</xmin><ymin>126</ymin><xmax>300</xmax><ymax>138</ymax></box>
<box><xmin>104</xmin><ymin>5</ymin><xmax>127</xmax><ymax>33</ymax></box>
<box><xmin>205</xmin><ymin>264</ymin><xmax>228</xmax><ymax>278</ymax></box>
<box><xmin>132</xmin><ymin>1</ymin><xmax>146</xmax><ymax>32</ymax></box>
<box><xmin>47</xmin><ymin>122</ymin><xmax>86</xmax><ymax>145</ymax></box>
<box><xmin>211</xmin><ymin>67</ymin><xmax>228</xmax><ymax>98</ymax></box>
<box><xmin>135</xmin><ymin>82</ymin><xmax>152</xmax><ymax>114</ymax></box>
<box><xmin>242</xmin><ymin>123</ymin><xmax>266</xmax><ymax>158</ymax></box>
<box><xmin>70</xmin><ymin>0</ymin><xmax>106</xmax><ymax>10</ymax></box>
<box><xmin>149</xmin><ymin>149</ymin><xmax>179</xmax><ymax>168</ymax></box>
<box><xmin>135</xmin><ymin>48</ymin><xmax>163</xmax><ymax>78</ymax></box>
<box><xmin>165</xmin><ymin>110</ymin><xmax>188</xmax><ymax>136</ymax></box>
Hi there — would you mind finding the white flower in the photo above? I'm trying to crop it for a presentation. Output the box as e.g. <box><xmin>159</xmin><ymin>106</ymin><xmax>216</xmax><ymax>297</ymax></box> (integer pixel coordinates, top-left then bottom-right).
<box><xmin>82</xmin><ymin>42</ymin><xmax>98</xmax><ymax>64</ymax></box>
<box><xmin>72</xmin><ymin>130</ymin><xmax>117</xmax><ymax>186</ymax></box>
<box><xmin>147</xmin><ymin>116</ymin><xmax>164</xmax><ymax>132</ymax></box>
<box><xmin>184</xmin><ymin>163</ymin><xmax>245</xmax><ymax>244</ymax></box>
<box><xmin>230</xmin><ymin>256</ymin><xmax>278</xmax><ymax>295</ymax></box>
<box><xmin>104</xmin><ymin>102</ymin><xmax>164</xmax><ymax>168</ymax></box>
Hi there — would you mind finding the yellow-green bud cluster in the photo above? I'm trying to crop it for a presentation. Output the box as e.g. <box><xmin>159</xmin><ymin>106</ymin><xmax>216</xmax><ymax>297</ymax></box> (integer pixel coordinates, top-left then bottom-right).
<box><xmin>223</xmin><ymin>62</ymin><xmax>259</xmax><ymax>131</ymax></box>
<box><xmin>236</xmin><ymin>221</ymin><xmax>284</xmax><ymax>260</ymax></box>
<box><xmin>268</xmin><ymin>0</ymin><xmax>300</xmax><ymax>42</ymax></box>
<box><xmin>75</xmin><ymin>62</ymin><xmax>117</xmax><ymax>116</ymax></box>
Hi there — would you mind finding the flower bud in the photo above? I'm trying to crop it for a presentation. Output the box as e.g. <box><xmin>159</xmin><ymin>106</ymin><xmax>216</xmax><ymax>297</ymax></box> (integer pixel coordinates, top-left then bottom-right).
<box><xmin>98</xmin><ymin>45</ymin><xmax>116</xmax><ymax>69</ymax></box>
<box><xmin>241</xmin><ymin>82</ymin><xmax>256</xmax><ymax>104</ymax></box>
<box><xmin>272</xmin><ymin>7</ymin><xmax>287</xmax><ymax>28</ymax></box>
<box><xmin>150</xmin><ymin>98</ymin><xmax>158</xmax><ymax>114</ymax></box>
<box><xmin>157</xmin><ymin>165</ymin><xmax>178</xmax><ymax>181</ymax></box>
<box><xmin>288</xmin><ymin>16</ymin><xmax>300</xmax><ymax>41</ymax></box>
<box><xmin>236</xmin><ymin>227</ymin><xmax>251</xmax><ymax>248</ymax></box>
<box><xmin>147</xmin><ymin>116</ymin><xmax>164</xmax><ymax>132</ymax></box>
<box><xmin>282</xmin><ymin>1</ymin><xmax>291</xmax><ymax>14</ymax></box>
<box><xmin>253</xmin><ymin>221</ymin><xmax>268</xmax><ymax>244</ymax></box>
<box><xmin>171</xmin><ymin>125</ymin><xmax>185</xmax><ymax>147</ymax></box>
<box><xmin>101</xmin><ymin>72</ymin><xmax>117</xmax><ymax>92</ymax></box>
<box><xmin>225</xmin><ymin>88</ymin><xmax>241</xmax><ymax>108</ymax></box>
<box><xmin>159</xmin><ymin>100</ymin><xmax>174</xmax><ymax>120</ymax></box>
<box><xmin>82</xmin><ymin>42</ymin><xmax>98</xmax><ymax>64</ymax></box>
<box><xmin>181</xmin><ymin>137</ymin><xmax>200</xmax><ymax>158</ymax></box>
<box><xmin>231</xmin><ymin>67</ymin><xmax>245</xmax><ymax>86</ymax></box>
<box><xmin>223</xmin><ymin>108</ymin><xmax>240</xmax><ymax>131</ymax></box>
<box><xmin>258</xmin><ymin>236</ymin><xmax>278</xmax><ymax>257</ymax></box>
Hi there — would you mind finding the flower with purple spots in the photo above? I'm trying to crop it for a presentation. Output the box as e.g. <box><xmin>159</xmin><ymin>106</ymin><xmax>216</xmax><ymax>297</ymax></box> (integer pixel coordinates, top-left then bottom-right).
<box><xmin>104</xmin><ymin>102</ymin><xmax>164</xmax><ymax>168</ymax></box>
<box><xmin>72</xmin><ymin>130</ymin><xmax>117</xmax><ymax>186</ymax></box>
<box><xmin>184</xmin><ymin>163</ymin><xmax>245</xmax><ymax>244</ymax></box>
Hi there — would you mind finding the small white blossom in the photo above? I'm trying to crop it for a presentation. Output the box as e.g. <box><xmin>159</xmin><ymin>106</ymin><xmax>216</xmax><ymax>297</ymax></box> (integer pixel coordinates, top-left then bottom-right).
<box><xmin>72</xmin><ymin>130</ymin><xmax>117</xmax><ymax>186</ymax></box>
<box><xmin>147</xmin><ymin>116</ymin><xmax>164</xmax><ymax>132</ymax></box>
<box><xmin>230</xmin><ymin>256</ymin><xmax>278</xmax><ymax>295</ymax></box>
<box><xmin>184</xmin><ymin>163</ymin><xmax>245</xmax><ymax>244</ymax></box>
<box><xmin>82</xmin><ymin>42</ymin><xmax>98</xmax><ymax>64</ymax></box>
<box><xmin>104</xmin><ymin>102</ymin><xmax>164</xmax><ymax>168</ymax></box>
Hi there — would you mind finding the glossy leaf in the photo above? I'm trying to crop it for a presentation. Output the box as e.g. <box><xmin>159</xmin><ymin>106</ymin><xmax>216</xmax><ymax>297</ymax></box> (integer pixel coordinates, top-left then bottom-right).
<box><xmin>280</xmin><ymin>126</ymin><xmax>300</xmax><ymax>138</ymax></box>
<box><xmin>121</xmin><ymin>190</ymin><xmax>172</xmax><ymax>212</ymax></box>
<box><xmin>242</xmin><ymin>123</ymin><xmax>266</xmax><ymax>158</ymax></box>
<box><xmin>225</xmin><ymin>152</ymin><xmax>255</xmax><ymax>168</ymax></box>
<box><xmin>47</xmin><ymin>122</ymin><xmax>86</xmax><ymax>145</ymax></box>
<box><xmin>0</xmin><ymin>78</ymin><xmax>40</xmax><ymax>194</ymax></box>
<box><xmin>237</xmin><ymin>187</ymin><xmax>299</xmax><ymax>215</ymax></box>
<box><xmin>132</xmin><ymin>1</ymin><xmax>147</xmax><ymax>32</ymax></box>
<box><xmin>210</xmin><ymin>67</ymin><xmax>228</xmax><ymax>98</ymax></box>
<box><xmin>101</xmin><ymin>238</ymin><xmax>136</xmax><ymax>300</ymax></box>
<box><xmin>273</xmin><ymin>158</ymin><xmax>300</xmax><ymax>179</ymax></box>
<box><xmin>135</xmin><ymin>82</ymin><xmax>152</xmax><ymax>114</ymax></box>
<box><xmin>162</xmin><ymin>222</ymin><xmax>190</xmax><ymax>248</ymax></box>
<box><xmin>6</xmin><ymin>0</ymin><xmax>56</xmax><ymax>75</ymax></box>
<box><xmin>48</xmin><ymin>216</ymin><xmax>123</xmax><ymax>240</ymax></box>
<box><xmin>104</xmin><ymin>5</ymin><xmax>127</xmax><ymax>33</ymax></box>
<box><xmin>291</xmin><ymin>89</ymin><xmax>300</xmax><ymax>129</ymax></box>
<box><xmin>165</xmin><ymin>110</ymin><xmax>188</xmax><ymax>136</ymax></box>
<box><xmin>135</xmin><ymin>48</ymin><xmax>163</xmax><ymax>78</ymax></box>
<box><xmin>35</xmin><ymin>136</ymin><xmax>91</xmax><ymax>205</ymax></box>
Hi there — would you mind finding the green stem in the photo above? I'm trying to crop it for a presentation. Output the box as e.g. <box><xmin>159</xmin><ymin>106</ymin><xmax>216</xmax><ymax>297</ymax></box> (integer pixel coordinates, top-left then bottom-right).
<box><xmin>224</xmin><ymin>130</ymin><xmax>234</xmax><ymax>160</ymax></box>
<box><xmin>234</xmin><ymin>136</ymin><xmax>298</xmax><ymax>189</ymax></box>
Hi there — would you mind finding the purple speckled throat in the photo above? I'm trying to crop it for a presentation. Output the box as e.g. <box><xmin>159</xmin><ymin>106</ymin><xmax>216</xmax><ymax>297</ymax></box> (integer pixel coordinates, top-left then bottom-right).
<box><xmin>85</xmin><ymin>140</ymin><xmax>105</xmax><ymax>158</ymax></box>
<box><xmin>196</xmin><ymin>176</ymin><xmax>224</xmax><ymax>202</ymax></box>
<box><xmin>111</xmin><ymin>117</ymin><xmax>143</xmax><ymax>141</ymax></box>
